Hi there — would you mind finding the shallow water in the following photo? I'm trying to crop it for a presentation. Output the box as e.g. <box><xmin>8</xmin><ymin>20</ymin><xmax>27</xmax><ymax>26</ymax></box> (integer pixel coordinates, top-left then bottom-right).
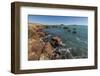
<box><xmin>43</xmin><ymin>26</ymin><xmax>88</xmax><ymax>58</ymax></box>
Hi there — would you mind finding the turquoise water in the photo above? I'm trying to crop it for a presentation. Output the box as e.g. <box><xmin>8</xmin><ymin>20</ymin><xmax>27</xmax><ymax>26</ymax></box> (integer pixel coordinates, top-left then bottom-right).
<box><xmin>43</xmin><ymin>25</ymin><xmax>88</xmax><ymax>58</ymax></box>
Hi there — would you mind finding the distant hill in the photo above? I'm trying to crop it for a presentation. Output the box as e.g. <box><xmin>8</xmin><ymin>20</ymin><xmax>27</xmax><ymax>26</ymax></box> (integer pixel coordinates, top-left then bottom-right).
<box><xmin>29</xmin><ymin>23</ymin><xmax>43</xmax><ymax>26</ymax></box>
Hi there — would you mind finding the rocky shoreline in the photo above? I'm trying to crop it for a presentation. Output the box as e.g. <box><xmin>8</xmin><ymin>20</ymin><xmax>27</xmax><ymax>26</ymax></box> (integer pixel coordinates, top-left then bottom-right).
<box><xmin>28</xmin><ymin>23</ymin><xmax>74</xmax><ymax>60</ymax></box>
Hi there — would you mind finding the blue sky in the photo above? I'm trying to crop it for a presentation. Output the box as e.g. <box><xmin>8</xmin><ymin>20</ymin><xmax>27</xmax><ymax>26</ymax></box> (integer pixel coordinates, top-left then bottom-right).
<box><xmin>28</xmin><ymin>15</ymin><xmax>88</xmax><ymax>25</ymax></box>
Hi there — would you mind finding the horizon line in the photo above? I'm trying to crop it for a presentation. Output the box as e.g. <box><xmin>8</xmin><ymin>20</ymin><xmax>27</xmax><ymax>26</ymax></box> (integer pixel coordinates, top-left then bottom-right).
<box><xmin>28</xmin><ymin>22</ymin><xmax>87</xmax><ymax>26</ymax></box>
